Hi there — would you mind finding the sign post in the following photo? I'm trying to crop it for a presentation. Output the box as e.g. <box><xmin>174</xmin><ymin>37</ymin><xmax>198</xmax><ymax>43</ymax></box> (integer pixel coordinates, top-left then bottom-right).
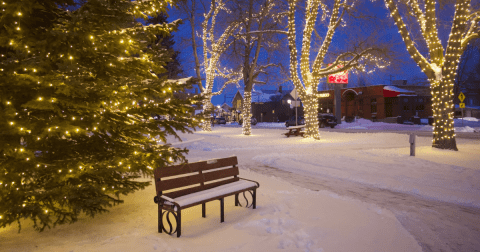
<box><xmin>290</xmin><ymin>89</ymin><xmax>298</xmax><ymax>126</ymax></box>
<box><xmin>459</xmin><ymin>92</ymin><xmax>465</xmax><ymax>126</ymax></box>
<box><xmin>328</xmin><ymin>65</ymin><xmax>348</xmax><ymax>125</ymax></box>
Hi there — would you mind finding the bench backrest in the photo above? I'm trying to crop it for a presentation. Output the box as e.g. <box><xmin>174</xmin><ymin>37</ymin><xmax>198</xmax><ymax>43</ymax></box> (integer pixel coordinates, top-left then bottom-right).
<box><xmin>154</xmin><ymin>156</ymin><xmax>239</xmax><ymax>198</ymax></box>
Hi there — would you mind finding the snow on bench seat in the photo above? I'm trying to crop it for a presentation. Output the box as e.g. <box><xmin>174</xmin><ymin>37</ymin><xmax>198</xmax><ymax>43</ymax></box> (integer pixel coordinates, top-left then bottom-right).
<box><xmin>173</xmin><ymin>180</ymin><xmax>257</xmax><ymax>207</ymax></box>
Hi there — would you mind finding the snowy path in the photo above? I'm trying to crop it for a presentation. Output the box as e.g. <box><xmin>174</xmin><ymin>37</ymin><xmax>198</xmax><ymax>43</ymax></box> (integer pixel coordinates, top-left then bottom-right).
<box><xmin>248</xmin><ymin>164</ymin><xmax>480</xmax><ymax>252</ymax></box>
<box><xmin>182</xmin><ymin>127</ymin><xmax>480</xmax><ymax>252</ymax></box>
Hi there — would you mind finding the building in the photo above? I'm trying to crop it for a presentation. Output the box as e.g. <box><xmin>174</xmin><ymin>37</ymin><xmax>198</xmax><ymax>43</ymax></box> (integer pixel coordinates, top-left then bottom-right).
<box><xmin>231</xmin><ymin>87</ymin><xmax>304</xmax><ymax>123</ymax></box>
<box><xmin>215</xmin><ymin>103</ymin><xmax>232</xmax><ymax>121</ymax></box>
<box><xmin>317</xmin><ymin>84</ymin><xmax>433</xmax><ymax>121</ymax></box>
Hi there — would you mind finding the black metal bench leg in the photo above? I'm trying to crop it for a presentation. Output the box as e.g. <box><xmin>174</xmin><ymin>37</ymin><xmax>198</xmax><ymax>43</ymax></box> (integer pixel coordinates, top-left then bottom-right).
<box><xmin>176</xmin><ymin>209</ymin><xmax>181</xmax><ymax>238</ymax></box>
<box><xmin>202</xmin><ymin>203</ymin><xmax>206</xmax><ymax>218</ymax></box>
<box><xmin>220</xmin><ymin>198</ymin><xmax>224</xmax><ymax>223</ymax></box>
<box><xmin>158</xmin><ymin>205</ymin><xmax>163</xmax><ymax>233</ymax></box>
<box><xmin>235</xmin><ymin>193</ymin><xmax>239</xmax><ymax>206</ymax></box>
<box><xmin>253</xmin><ymin>189</ymin><xmax>257</xmax><ymax>209</ymax></box>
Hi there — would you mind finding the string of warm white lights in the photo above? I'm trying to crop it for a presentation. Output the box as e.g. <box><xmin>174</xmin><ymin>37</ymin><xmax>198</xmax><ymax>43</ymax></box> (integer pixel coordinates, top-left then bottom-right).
<box><xmin>242</xmin><ymin>91</ymin><xmax>253</xmax><ymax>135</ymax></box>
<box><xmin>0</xmin><ymin>0</ymin><xmax>199</xmax><ymax>227</ymax></box>
<box><xmin>200</xmin><ymin>0</ymin><xmax>241</xmax><ymax>131</ymax></box>
<box><xmin>287</xmin><ymin>0</ymin><xmax>386</xmax><ymax>140</ymax></box>
<box><xmin>384</xmin><ymin>0</ymin><xmax>475</xmax><ymax>150</ymax></box>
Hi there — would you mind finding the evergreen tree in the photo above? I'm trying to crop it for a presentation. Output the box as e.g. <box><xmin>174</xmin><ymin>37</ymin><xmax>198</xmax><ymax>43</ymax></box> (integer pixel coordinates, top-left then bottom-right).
<box><xmin>0</xmin><ymin>0</ymin><xmax>200</xmax><ymax>232</ymax></box>
<box><xmin>147</xmin><ymin>13</ymin><xmax>183</xmax><ymax>79</ymax></box>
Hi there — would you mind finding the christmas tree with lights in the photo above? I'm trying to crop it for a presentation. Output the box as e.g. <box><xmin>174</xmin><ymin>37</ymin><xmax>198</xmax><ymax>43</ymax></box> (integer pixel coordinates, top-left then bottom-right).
<box><xmin>0</xmin><ymin>0</ymin><xmax>199</xmax><ymax>231</ymax></box>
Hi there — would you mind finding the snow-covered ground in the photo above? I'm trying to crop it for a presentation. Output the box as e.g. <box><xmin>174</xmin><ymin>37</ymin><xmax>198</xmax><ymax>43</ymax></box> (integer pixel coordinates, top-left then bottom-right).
<box><xmin>2</xmin><ymin>126</ymin><xmax>480</xmax><ymax>251</ymax></box>
<box><xmin>246</xmin><ymin>117</ymin><xmax>480</xmax><ymax>133</ymax></box>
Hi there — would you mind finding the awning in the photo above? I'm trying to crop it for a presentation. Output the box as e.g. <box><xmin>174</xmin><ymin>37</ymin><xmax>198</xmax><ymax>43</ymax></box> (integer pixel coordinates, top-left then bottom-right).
<box><xmin>383</xmin><ymin>86</ymin><xmax>415</xmax><ymax>97</ymax></box>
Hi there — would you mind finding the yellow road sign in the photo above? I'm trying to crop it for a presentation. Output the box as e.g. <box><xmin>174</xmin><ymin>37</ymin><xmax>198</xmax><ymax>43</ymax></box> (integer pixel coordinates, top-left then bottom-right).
<box><xmin>458</xmin><ymin>92</ymin><xmax>465</xmax><ymax>102</ymax></box>
<box><xmin>459</xmin><ymin>103</ymin><xmax>465</xmax><ymax>108</ymax></box>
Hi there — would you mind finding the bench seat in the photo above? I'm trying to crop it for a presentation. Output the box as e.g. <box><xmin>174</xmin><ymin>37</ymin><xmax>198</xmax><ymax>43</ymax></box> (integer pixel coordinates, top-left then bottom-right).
<box><xmin>167</xmin><ymin>180</ymin><xmax>258</xmax><ymax>208</ymax></box>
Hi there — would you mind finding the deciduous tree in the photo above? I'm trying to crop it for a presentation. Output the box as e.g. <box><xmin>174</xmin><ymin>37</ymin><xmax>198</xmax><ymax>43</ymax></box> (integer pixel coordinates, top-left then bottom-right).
<box><xmin>383</xmin><ymin>0</ymin><xmax>480</xmax><ymax>150</ymax></box>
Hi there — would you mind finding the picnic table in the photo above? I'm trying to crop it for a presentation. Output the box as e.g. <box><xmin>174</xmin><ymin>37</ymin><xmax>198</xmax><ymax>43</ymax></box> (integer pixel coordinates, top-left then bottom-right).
<box><xmin>284</xmin><ymin>125</ymin><xmax>305</xmax><ymax>137</ymax></box>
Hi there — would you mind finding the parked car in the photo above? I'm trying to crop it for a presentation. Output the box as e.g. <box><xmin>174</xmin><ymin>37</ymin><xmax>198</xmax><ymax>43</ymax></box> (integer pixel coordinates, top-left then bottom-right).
<box><xmin>213</xmin><ymin>117</ymin><xmax>226</xmax><ymax>124</ymax></box>
<box><xmin>239</xmin><ymin>117</ymin><xmax>257</xmax><ymax>125</ymax></box>
<box><xmin>285</xmin><ymin>116</ymin><xmax>305</xmax><ymax>127</ymax></box>
<box><xmin>318</xmin><ymin>113</ymin><xmax>337</xmax><ymax>128</ymax></box>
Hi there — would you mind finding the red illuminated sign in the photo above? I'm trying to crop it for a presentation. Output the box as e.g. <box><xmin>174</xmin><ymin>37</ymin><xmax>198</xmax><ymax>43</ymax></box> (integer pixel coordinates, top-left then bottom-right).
<box><xmin>327</xmin><ymin>65</ymin><xmax>348</xmax><ymax>84</ymax></box>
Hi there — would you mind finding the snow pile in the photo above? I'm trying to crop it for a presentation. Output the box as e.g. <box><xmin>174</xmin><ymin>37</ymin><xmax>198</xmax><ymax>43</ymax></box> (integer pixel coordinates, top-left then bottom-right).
<box><xmin>455</xmin><ymin>126</ymin><xmax>476</xmax><ymax>132</ymax></box>
<box><xmin>256</xmin><ymin>122</ymin><xmax>285</xmax><ymax>128</ymax></box>
<box><xmin>462</xmin><ymin>117</ymin><xmax>479</xmax><ymax>122</ymax></box>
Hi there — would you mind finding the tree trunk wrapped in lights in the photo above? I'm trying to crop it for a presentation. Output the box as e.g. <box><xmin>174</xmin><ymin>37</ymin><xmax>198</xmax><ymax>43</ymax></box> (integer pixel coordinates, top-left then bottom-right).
<box><xmin>242</xmin><ymin>91</ymin><xmax>253</xmax><ymax>135</ymax></box>
<box><xmin>198</xmin><ymin>0</ymin><xmax>242</xmax><ymax>131</ymax></box>
<box><xmin>383</xmin><ymin>0</ymin><xmax>479</xmax><ymax>151</ymax></box>
<box><xmin>229</xmin><ymin>0</ymin><xmax>284</xmax><ymax>136</ymax></box>
<box><xmin>287</xmin><ymin>0</ymin><xmax>385</xmax><ymax>139</ymax></box>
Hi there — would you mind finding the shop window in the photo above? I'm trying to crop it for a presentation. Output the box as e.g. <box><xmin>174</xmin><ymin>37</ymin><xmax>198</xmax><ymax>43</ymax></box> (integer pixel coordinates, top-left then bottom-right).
<box><xmin>371</xmin><ymin>98</ymin><xmax>376</xmax><ymax>104</ymax></box>
<box><xmin>415</xmin><ymin>105</ymin><xmax>425</xmax><ymax>111</ymax></box>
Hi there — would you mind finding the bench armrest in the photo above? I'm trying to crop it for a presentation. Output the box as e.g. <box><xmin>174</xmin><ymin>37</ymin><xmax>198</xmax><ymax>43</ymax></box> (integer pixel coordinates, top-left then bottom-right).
<box><xmin>239</xmin><ymin>177</ymin><xmax>260</xmax><ymax>188</ymax></box>
<box><xmin>158</xmin><ymin>195</ymin><xmax>181</xmax><ymax>211</ymax></box>
<box><xmin>160</xmin><ymin>195</ymin><xmax>176</xmax><ymax>203</ymax></box>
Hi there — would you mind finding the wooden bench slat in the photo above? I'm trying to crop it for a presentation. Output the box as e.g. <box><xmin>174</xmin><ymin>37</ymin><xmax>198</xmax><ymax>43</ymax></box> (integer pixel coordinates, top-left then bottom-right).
<box><xmin>201</xmin><ymin>156</ymin><xmax>238</xmax><ymax>172</ymax></box>
<box><xmin>203</xmin><ymin>167</ymin><xmax>239</xmax><ymax>182</ymax></box>
<box><xmin>164</xmin><ymin>177</ymin><xmax>239</xmax><ymax>199</ymax></box>
<box><xmin>157</xmin><ymin>173</ymin><xmax>203</xmax><ymax>191</ymax></box>
<box><xmin>155</xmin><ymin>162</ymin><xmax>202</xmax><ymax>178</ymax></box>
<box><xmin>155</xmin><ymin>156</ymin><xmax>238</xmax><ymax>178</ymax></box>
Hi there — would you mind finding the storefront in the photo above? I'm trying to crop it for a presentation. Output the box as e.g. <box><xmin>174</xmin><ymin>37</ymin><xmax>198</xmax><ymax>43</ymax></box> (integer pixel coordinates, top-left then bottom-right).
<box><xmin>317</xmin><ymin>85</ymin><xmax>432</xmax><ymax>121</ymax></box>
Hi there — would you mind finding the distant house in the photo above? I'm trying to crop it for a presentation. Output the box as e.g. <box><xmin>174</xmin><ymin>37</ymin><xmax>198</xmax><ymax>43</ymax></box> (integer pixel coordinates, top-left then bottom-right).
<box><xmin>231</xmin><ymin>91</ymin><xmax>244</xmax><ymax>122</ymax></box>
<box><xmin>216</xmin><ymin>103</ymin><xmax>232</xmax><ymax>121</ymax></box>
<box><xmin>230</xmin><ymin>87</ymin><xmax>304</xmax><ymax>123</ymax></box>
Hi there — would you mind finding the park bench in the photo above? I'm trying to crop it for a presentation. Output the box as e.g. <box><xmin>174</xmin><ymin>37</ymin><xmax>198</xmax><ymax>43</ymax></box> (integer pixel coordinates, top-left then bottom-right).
<box><xmin>284</xmin><ymin>125</ymin><xmax>305</xmax><ymax>137</ymax></box>
<box><xmin>153</xmin><ymin>156</ymin><xmax>260</xmax><ymax>237</ymax></box>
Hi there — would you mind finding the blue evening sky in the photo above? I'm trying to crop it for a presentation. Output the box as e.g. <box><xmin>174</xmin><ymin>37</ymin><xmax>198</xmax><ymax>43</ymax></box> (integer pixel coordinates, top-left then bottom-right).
<box><xmin>164</xmin><ymin>0</ymin><xmax>454</xmax><ymax>106</ymax></box>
